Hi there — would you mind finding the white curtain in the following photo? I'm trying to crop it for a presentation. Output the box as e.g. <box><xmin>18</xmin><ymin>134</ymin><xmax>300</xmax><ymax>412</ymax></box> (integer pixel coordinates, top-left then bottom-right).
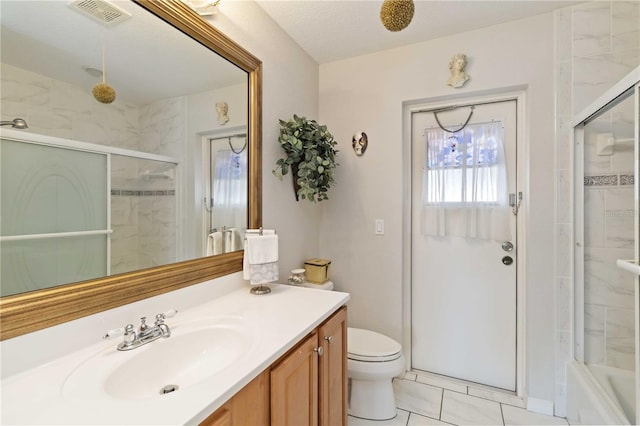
<box><xmin>421</xmin><ymin>121</ymin><xmax>511</xmax><ymax>241</ymax></box>
<box><xmin>212</xmin><ymin>149</ymin><xmax>247</xmax><ymax>230</ymax></box>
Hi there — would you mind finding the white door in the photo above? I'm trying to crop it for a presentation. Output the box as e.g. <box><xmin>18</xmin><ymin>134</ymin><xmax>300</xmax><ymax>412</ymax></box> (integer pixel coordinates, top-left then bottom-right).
<box><xmin>411</xmin><ymin>100</ymin><xmax>518</xmax><ymax>391</ymax></box>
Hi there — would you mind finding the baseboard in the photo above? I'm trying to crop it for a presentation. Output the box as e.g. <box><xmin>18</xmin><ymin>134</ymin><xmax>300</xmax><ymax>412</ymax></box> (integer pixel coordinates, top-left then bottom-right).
<box><xmin>527</xmin><ymin>397</ymin><xmax>554</xmax><ymax>416</ymax></box>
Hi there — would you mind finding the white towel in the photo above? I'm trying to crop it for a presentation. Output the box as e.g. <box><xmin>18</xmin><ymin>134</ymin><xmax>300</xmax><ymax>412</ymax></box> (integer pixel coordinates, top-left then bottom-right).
<box><xmin>228</xmin><ymin>228</ymin><xmax>242</xmax><ymax>252</ymax></box>
<box><xmin>247</xmin><ymin>234</ymin><xmax>278</xmax><ymax>264</ymax></box>
<box><xmin>206</xmin><ymin>231</ymin><xmax>223</xmax><ymax>256</ymax></box>
<box><xmin>243</xmin><ymin>232</ymin><xmax>279</xmax><ymax>284</ymax></box>
<box><xmin>223</xmin><ymin>230</ymin><xmax>233</xmax><ymax>253</ymax></box>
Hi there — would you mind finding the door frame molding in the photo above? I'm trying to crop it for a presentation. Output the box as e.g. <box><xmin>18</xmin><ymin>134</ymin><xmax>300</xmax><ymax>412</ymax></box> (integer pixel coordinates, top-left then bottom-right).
<box><xmin>402</xmin><ymin>86</ymin><xmax>528</xmax><ymax>399</ymax></box>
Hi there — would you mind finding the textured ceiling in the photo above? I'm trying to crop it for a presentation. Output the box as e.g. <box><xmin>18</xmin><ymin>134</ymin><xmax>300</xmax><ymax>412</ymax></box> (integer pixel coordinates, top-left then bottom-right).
<box><xmin>256</xmin><ymin>0</ymin><xmax>582</xmax><ymax>64</ymax></box>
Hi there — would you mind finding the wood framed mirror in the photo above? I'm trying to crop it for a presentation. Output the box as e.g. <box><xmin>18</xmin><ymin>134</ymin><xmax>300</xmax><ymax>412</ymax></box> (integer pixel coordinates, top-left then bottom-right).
<box><xmin>0</xmin><ymin>0</ymin><xmax>262</xmax><ymax>340</ymax></box>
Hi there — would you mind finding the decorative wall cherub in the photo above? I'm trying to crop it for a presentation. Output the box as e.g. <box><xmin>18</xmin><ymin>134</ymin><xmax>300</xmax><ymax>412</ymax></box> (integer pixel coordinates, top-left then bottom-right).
<box><xmin>216</xmin><ymin>101</ymin><xmax>229</xmax><ymax>125</ymax></box>
<box><xmin>447</xmin><ymin>53</ymin><xmax>470</xmax><ymax>88</ymax></box>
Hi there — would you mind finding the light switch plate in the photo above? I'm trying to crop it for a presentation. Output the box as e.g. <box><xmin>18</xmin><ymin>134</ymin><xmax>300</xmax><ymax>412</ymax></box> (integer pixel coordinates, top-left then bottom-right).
<box><xmin>375</xmin><ymin>219</ymin><xmax>384</xmax><ymax>235</ymax></box>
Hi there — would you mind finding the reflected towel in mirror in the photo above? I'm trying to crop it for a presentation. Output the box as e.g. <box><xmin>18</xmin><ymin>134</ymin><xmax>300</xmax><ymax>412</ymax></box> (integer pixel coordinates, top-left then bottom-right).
<box><xmin>226</xmin><ymin>228</ymin><xmax>242</xmax><ymax>252</ymax></box>
<box><xmin>206</xmin><ymin>231</ymin><xmax>223</xmax><ymax>256</ymax></box>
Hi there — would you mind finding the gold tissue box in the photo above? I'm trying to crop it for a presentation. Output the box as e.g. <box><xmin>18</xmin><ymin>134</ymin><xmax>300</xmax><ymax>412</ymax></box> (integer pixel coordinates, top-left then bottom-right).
<box><xmin>304</xmin><ymin>258</ymin><xmax>331</xmax><ymax>284</ymax></box>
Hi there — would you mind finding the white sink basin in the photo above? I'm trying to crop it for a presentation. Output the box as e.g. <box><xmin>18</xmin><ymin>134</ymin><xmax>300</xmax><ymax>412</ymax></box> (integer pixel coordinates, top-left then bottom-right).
<box><xmin>63</xmin><ymin>318</ymin><xmax>252</xmax><ymax>401</ymax></box>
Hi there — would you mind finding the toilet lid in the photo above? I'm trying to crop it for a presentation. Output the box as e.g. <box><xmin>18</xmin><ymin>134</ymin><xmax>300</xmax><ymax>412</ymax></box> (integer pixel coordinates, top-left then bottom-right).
<box><xmin>347</xmin><ymin>327</ymin><xmax>401</xmax><ymax>362</ymax></box>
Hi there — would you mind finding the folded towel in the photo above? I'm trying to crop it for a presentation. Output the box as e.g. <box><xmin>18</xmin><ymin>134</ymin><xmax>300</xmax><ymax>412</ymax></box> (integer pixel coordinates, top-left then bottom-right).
<box><xmin>228</xmin><ymin>228</ymin><xmax>242</xmax><ymax>252</ymax></box>
<box><xmin>206</xmin><ymin>231</ymin><xmax>223</xmax><ymax>256</ymax></box>
<box><xmin>248</xmin><ymin>263</ymin><xmax>279</xmax><ymax>285</ymax></box>
<box><xmin>223</xmin><ymin>230</ymin><xmax>233</xmax><ymax>253</ymax></box>
<box><xmin>243</xmin><ymin>232</ymin><xmax>279</xmax><ymax>283</ymax></box>
<box><xmin>247</xmin><ymin>234</ymin><xmax>278</xmax><ymax>264</ymax></box>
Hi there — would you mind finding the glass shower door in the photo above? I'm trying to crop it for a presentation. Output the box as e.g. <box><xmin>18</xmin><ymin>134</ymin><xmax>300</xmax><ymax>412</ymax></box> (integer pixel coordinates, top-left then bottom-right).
<box><xmin>0</xmin><ymin>139</ymin><xmax>109</xmax><ymax>296</ymax></box>
<box><xmin>575</xmin><ymin>81</ymin><xmax>638</xmax><ymax>424</ymax></box>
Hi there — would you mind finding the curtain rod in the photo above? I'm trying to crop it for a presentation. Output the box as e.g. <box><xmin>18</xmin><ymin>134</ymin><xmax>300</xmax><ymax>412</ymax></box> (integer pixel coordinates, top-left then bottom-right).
<box><xmin>209</xmin><ymin>133</ymin><xmax>246</xmax><ymax>141</ymax></box>
<box><xmin>412</xmin><ymin>99</ymin><xmax>513</xmax><ymax>114</ymax></box>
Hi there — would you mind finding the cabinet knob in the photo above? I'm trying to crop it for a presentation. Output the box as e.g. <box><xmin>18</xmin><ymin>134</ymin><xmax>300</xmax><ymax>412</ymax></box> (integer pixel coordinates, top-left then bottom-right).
<box><xmin>314</xmin><ymin>346</ymin><xmax>324</xmax><ymax>356</ymax></box>
<box><xmin>324</xmin><ymin>335</ymin><xmax>333</xmax><ymax>344</ymax></box>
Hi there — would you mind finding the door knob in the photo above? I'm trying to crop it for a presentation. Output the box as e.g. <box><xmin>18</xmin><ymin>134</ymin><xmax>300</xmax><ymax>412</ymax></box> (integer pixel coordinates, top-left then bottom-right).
<box><xmin>314</xmin><ymin>346</ymin><xmax>324</xmax><ymax>356</ymax></box>
<box><xmin>502</xmin><ymin>256</ymin><xmax>513</xmax><ymax>266</ymax></box>
<box><xmin>501</xmin><ymin>241</ymin><xmax>514</xmax><ymax>252</ymax></box>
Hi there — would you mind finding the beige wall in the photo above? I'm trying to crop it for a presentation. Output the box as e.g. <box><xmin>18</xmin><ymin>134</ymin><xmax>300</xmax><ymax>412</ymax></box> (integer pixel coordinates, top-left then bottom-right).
<box><xmin>319</xmin><ymin>13</ymin><xmax>557</xmax><ymax>409</ymax></box>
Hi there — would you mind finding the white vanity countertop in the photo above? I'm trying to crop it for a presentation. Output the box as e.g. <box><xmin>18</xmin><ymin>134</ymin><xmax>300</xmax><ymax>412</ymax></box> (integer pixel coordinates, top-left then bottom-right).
<box><xmin>1</xmin><ymin>283</ymin><xmax>349</xmax><ymax>425</ymax></box>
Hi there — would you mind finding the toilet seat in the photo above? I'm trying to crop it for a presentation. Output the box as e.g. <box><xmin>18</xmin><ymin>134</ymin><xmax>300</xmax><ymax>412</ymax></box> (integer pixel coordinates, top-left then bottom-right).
<box><xmin>347</xmin><ymin>327</ymin><xmax>401</xmax><ymax>362</ymax></box>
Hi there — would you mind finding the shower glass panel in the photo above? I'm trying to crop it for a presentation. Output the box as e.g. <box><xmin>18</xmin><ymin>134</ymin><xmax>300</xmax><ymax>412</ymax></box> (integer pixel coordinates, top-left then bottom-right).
<box><xmin>0</xmin><ymin>138</ymin><xmax>108</xmax><ymax>296</ymax></box>
<box><xmin>110</xmin><ymin>154</ymin><xmax>178</xmax><ymax>275</ymax></box>
<box><xmin>579</xmin><ymin>90</ymin><xmax>636</xmax><ymax>423</ymax></box>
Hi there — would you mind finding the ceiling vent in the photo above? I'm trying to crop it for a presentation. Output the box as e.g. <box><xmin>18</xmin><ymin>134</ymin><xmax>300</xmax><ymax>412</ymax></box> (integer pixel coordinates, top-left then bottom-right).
<box><xmin>69</xmin><ymin>0</ymin><xmax>132</xmax><ymax>26</ymax></box>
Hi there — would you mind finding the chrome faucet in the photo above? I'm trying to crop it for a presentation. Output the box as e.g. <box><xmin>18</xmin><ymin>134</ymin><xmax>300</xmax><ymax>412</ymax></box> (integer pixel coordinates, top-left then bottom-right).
<box><xmin>104</xmin><ymin>309</ymin><xmax>177</xmax><ymax>351</ymax></box>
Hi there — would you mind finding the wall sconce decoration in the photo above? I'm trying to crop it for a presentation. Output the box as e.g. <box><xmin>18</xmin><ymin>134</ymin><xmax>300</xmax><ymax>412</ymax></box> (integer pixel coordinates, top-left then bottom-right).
<box><xmin>352</xmin><ymin>132</ymin><xmax>368</xmax><ymax>156</ymax></box>
<box><xmin>182</xmin><ymin>0</ymin><xmax>220</xmax><ymax>16</ymax></box>
<box><xmin>380</xmin><ymin>0</ymin><xmax>415</xmax><ymax>32</ymax></box>
<box><xmin>447</xmin><ymin>53</ymin><xmax>470</xmax><ymax>88</ymax></box>
<box><xmin>216</xmin><ymin>101</ymin><xmax>229</xmax><ymax>125</ymax></box>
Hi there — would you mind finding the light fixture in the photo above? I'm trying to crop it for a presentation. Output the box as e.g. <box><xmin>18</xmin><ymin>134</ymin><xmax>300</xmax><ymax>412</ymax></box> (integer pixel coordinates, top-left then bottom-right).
<box><xmin>380</xmin><ymin>0</ymin><xmax>415</xmax><ymax>32</ymax></box>
<box><xmin>92</xmin><ymin>48</ymin><xmax>116</xmax><ymax>104</ymax></box>
<box><xmin>182</xmin><ymin>0</ymin><xmax>221</xmax><ymax>16</ymax></box>
<box><xmin>0</xmin><ymin>118</ymin><xmax>29</xmax><ymax>129</ymax></box>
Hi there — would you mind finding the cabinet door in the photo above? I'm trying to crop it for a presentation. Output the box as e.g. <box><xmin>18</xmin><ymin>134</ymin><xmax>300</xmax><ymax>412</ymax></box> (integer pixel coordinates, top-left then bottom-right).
<box><xmin>201</xmin><ymin>409</ymin><xmax>231</xmax><ymax>426</ymax></box>
<box><xmin>200</xmin><ymin>371</ymin><xmax>269</xmax><ymax>426</ymax></box>
<box><xmin>271</xmin><ymin>332</ymin><xmax>319</xmax><ymax>426</ymax></box>
<box><xmin>319</xmin><ymin>306</ymin><xmax>347</xmax><ymax>426</ymax></box>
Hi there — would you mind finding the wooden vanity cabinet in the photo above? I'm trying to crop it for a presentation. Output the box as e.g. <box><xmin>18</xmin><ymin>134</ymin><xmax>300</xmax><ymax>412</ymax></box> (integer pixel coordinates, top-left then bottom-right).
<box><xmin>271</xmin><ymin>306</ymin><xmax>347</xmax><ymax>426</ymax></box>
<box><xmin>199</xmin><ymin>306</ymin><xmax>347</xmax><ymax>426</ymax></box>
<box><xmin>318</xmin><ymin>306</ymin><xmax>348</xmax><ymax>426</ymax></box>
<box><xmin>199</xmin><ymin>370</ymin><xmax>270</xmax><ymax>426</ymax></box>
<box><xmin>270</xmin><ymin>331</ymin><xmax>320</xmax><ymax>425</ymax></box>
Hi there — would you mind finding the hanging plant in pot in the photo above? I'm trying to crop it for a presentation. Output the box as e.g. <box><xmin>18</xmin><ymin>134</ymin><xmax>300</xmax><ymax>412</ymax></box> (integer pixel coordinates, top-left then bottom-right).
<box><xmin>273</xmin><ymin>114</ymin><xmax>339</xmax><ymax>202</ymax></box>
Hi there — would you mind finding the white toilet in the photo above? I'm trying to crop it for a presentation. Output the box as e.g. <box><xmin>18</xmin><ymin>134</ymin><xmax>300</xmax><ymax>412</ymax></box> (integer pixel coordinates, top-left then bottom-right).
<box><xmin>347</xmin><ymin>327</ymin><xmax>406</xmax><ymax>420</ymax></box>
<box><xmin>299</xmin><ymin>281</ymin><xmax>405</xmax><ymax>420</ymax></box>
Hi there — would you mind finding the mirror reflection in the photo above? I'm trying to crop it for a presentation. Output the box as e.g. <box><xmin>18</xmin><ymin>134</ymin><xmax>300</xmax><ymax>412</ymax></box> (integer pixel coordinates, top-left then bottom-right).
<box><xmin>0</xmin><ymin>0</ymin><xmax>249</xmax><ymax>297</ymax></box>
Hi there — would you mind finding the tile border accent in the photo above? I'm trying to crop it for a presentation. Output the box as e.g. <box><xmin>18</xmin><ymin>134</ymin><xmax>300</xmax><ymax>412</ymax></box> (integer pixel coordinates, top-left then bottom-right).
<box><xmin>620</xmin><ymin>174</ymin><xmax>634</xmax><ymax>185</ymax></box>
<box><xmin>584</xmin><ymin>173</ymin><xmax>635</xmax><ymax>187</ymax></box>
<box><xmin>111</xmin><ymin>189</ymin><xmax>176</xmax><ymax>196</ymax></box>
<box><xmin>584</xmin><ymin>174</ymin><xmax>618</xmax><ymax>186</ymax></box>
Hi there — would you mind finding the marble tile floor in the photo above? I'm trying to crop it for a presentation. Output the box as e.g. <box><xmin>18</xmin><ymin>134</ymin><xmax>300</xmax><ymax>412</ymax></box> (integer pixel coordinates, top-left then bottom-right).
<box><xmin>348</xmin><ymin>372</ymin><xmax>569</xmax><ymax>426</ymax></box>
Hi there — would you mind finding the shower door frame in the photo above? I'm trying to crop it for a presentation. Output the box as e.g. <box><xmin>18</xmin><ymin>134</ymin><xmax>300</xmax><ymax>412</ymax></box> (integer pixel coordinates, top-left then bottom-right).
<box><xmin>572</xmin><ymin>66</ymin><xmax>639</xmax><ymax>425</ymax></box>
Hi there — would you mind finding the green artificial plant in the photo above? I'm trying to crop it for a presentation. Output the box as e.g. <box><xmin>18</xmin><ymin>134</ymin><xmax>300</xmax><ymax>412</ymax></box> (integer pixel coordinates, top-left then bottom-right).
<box><xmin>273</xmin><ymin>114</ymin><xmax>339</xmax><ymax>202</ymax></box>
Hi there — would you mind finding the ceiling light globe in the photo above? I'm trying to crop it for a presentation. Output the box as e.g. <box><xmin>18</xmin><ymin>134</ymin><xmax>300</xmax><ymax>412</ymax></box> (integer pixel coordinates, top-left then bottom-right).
<box><xmin>93</xmin><ymin>83</ymin><xmax>116</xmax><ymax>104</ymax></box>
<box><xmin>380</xmin><ymin>0</ymin><xmax>415</xmax><ymax>32</ymax></box>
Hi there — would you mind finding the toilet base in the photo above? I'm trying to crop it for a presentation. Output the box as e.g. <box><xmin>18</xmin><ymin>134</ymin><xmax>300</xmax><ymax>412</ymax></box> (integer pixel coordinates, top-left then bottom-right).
<box><xmin>348</xmin><ymin>377</ymin><xmax>397</xmax><ymax>420</ymax></box>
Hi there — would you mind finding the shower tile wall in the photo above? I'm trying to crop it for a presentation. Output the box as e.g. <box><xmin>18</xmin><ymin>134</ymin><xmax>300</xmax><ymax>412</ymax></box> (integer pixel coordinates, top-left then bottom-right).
<box><xmin>0</xmin><ymin>63</ymin><xmax>139</xmax><ymax>148</ymax></box>
<box><xmin>554</xmin><ymin>0</ymin><xmax>639</xmax><ymax>416</ymax></box>
<box><xmin>0</xmin><ymin>63</ymin><xmax>178</xmax><ymax>276</ymax></box>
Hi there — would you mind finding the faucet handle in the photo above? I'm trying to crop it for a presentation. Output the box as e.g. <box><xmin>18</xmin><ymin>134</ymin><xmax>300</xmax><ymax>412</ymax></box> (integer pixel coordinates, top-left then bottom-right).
<box><xmin>154</xmin><ymin>309</ymin><xmax>178</xmax><ymax>325</ymax></box>
<box><xmin>139</xmin><ymin>316</ymin><xmax>149</xmax><ymax>332</ymax></box>
<box><xmin>163</xmin><ymin>309</ymin><xmax>178</xmax><ymax>318</ymax></box>
<box><xmin>122</xmin><ymin>324</ymin><xmax>136</xmax><ymax>347</ymax></box>
<box><xmin>103</xmin><ymin>327</ymin><xmax>125</xmax><ymax>339</ymax></box>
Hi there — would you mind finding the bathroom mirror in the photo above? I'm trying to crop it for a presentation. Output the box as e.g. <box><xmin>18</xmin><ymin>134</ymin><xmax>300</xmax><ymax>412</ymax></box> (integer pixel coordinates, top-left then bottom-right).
<box><xmin>0</xmin><ymin>0</ymin><xmax>262</xmax><ymax>340</ymax></box>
